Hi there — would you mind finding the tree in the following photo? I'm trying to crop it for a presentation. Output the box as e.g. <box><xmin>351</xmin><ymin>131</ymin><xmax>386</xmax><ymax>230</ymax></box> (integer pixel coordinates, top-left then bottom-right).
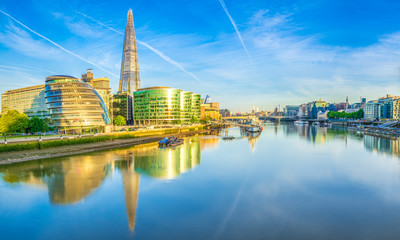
<box><xmin>0</xmin><ymin>110</ymin><xmax>29</xmax><ymax>134</ymax></box>
<box><xmin>113</xmin><ymin>115</ymin><xmax>126</xmax><ymax>126</ymax></box>
<box><xmin>28</xmin><ymin>117</ymin><xmax>49</xmax><ymax>133</ymax></box>
<box><xmin>190</xmin><ymin>115</ymin><xmax>199</xmax><ymax>123</ymax></box>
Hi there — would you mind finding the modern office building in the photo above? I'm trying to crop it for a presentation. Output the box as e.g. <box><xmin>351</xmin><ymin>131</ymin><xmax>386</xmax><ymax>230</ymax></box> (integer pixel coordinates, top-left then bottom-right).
<box><xmin>201</xmin><ymin>96</ymin><xmax>220</xmax><ymax>120</ymax></box>
<box><xmin>113</xmin><ymin>9</ymin><xmax>141</xmax><ymax>125</ymax></box>
<box><xmin>45</xmin><ymin>75</ymin><xmax>111</xmax><ymax>133</ymax></box>
<box><xmin>378</xmin><ymin>94</ymin><xmax>400</xmax><ymax>120</ymax></box>
<box><xmin>1</xmin><ymin>84</ymin><xmax>49</xmax><ymax>118</ymax></box>
<box><xmin>113</xmin><ymin>93</ymin><xmax>133</xmax><ymax>124</ymax></box>
<box><xmin>132</xmin><ymin>87</ymin><xmax>201</xmax><ymax>125</ymax></box>
<box><xmin>284</xmin><ymin>105</ymin><xmax>299</xmax><ymax>116</ymax></box>
<box><xmin>364</xmin><ymin>100</ymin><xmax>381</xmax><ymax>120</ymax></box>
<box><xmin>119</xmin><ymin>9</ymin><xmax>140</xmax><ymax>95</ymax></box>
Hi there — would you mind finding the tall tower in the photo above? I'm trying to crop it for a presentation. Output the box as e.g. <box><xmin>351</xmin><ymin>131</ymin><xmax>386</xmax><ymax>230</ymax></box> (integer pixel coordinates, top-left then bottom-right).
<box><xmin>119</xmin><ymin>9</ymin><xmax>140</xmax><ymax>95</ymax></box>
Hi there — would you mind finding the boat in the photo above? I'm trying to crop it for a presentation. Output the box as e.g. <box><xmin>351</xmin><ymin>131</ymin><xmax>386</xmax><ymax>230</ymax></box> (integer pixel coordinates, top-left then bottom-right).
<box><xmin>158</xmin><ymin>136</ymin><xmax>184</xmax><ymax>147</ymax></box>
<box><xmin>223</xmin><ymin>136</ymin><xmax>236</xmax><ymax>140</ymax></box>
<box><xmin>312</xmin><ymin>122</ymin><xmax>320</xmax><ymax>126</ymax></box>
<box><xmin>247</xmin><ymin>126</ymin><xmax>261</xmax><ymax>132</ymax></box>
<box><xmin>320</xmin><ymin>122</ymin><xmax>331</xmax><ymax>127</ymax></box>
<box><xmin>294</xmin><ymin>120</ymin><xmax>309</xmax><ymax>125</ymax></box>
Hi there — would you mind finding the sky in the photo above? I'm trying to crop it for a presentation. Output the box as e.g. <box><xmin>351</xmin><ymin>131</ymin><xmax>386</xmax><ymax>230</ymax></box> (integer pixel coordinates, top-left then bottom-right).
<box><xmin>1</xmin><ymin>0</ymin><xmax>400</xmax><ymax>112</ymax></box>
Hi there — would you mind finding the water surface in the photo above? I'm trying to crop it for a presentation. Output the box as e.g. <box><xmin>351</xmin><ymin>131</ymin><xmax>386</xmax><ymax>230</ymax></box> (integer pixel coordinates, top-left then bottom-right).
<box><xmin>1</xmin><ymin>124</ymin><xmax>400</xmax><ymax>240</ymax></box>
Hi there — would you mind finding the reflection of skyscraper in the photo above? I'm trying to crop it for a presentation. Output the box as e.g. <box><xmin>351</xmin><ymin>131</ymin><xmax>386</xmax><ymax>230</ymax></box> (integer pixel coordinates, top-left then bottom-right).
<box><xmin>119</xmin><ymin>9</ymin><xmax>140</xmax><ymax>95</ymax></box>
<box><xmin>120</xmin><ymin>160</ymin><xmax>140</xmax><ymax>232</ymax></box>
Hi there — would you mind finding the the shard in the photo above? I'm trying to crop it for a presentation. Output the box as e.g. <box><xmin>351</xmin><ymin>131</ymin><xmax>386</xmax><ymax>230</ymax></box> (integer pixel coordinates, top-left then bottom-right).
<box><xmin>119</xmin><ymin>9</ymin><xmax>140</xmax><ymax>95</ymax></box>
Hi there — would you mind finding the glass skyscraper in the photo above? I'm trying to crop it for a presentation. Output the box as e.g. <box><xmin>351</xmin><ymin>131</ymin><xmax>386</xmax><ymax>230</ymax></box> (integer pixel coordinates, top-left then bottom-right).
<box><xmin>119</xmin><ymin>9</ymin><xmax>140</xmax><ymax>95</ymax></box>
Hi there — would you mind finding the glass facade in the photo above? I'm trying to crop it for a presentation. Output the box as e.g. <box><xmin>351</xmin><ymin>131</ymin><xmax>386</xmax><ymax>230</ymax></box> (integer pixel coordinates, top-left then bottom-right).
<box><xmin>1</xmin><ymin>84</ymin><xmax>49</xmax><ymax>118</ymax></box>
<box><xmin>119</xmin><ymin>9</ymin><xmax>140</xmax><ymax>95</ymax></box>
<box><xmin>113</xmin><ymin>92</ymin><xmax>133</xmax><ymax>124</ymax></box>
<box><xmin>133</xmin><ymin>87</ymin><xmax>201</xmax><ymax>125</ymax></box>
<box><xmin>45</xmin><ymin>75</ymin><xmax>111</xmax><ymax>130</ymax></box>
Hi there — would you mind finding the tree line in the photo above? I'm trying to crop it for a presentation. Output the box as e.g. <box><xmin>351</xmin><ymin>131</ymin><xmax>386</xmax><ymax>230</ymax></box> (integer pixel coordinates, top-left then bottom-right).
<box><xmin>327</xmin><ymin>109</ymin><xmax>364</xmax><ymax>119</ymax></box>
<box><xmin>0</xmin><ymin>110</ymin><xmax>51</xmax><ymax>134</ymax></box>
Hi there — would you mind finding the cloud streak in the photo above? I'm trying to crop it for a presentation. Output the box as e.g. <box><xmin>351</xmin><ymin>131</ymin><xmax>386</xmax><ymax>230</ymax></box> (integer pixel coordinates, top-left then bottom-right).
<box><xmin>77</xmin><ymin>11</ymin><xmax>205</xmax><ymax>84</ymax></box>
<box><xmin>218</xmin><ymin>0</ymin><xmax>254</xmax><ymax>64</ymax></box>
<box><xmin>0</xmin><ymin>9</ymin><xmax>118</xmax><ymax>78</ymax></box>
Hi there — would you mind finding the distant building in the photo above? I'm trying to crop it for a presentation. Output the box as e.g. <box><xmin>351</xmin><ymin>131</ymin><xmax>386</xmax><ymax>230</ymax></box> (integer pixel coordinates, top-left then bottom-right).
<box><xmin>81</xmin><ymin>69</ymin><xmax>112</xmax><ymax>116</ymax></box>
<box><xmin>364</xmin><ymin>100</ymin><xmax>381</xmax><ymax>120</ymax></box>
<box><xmin>284</xmin><ymin>105</ymin><xmax>299</xmax><ymax>116</ymax></box>
<box><xmin>1</xmin><ymin>84</ymin><xmax>49</xmax><ymax>118</ymax></box>
<box><xmin>45</xmin><ymin>75</ymin><xmax>111</xmax><ymax>133</ymax></box>
<box><xmin>132</xmin><ymin>87</ymin><xmax>200</xmax><ymax>125</ymax></box>
<box><xmin>201</xmin><ymin>97</ymin><xmax>220</xmax><ymax>120</ymax></box>
<box><xmin>378</xmin><ymin>94</ymin><xmax>400</xmax><ymax>120</ymax></box>
<box><xmin>219</xmin><ymin>109</ymin><xmax>231</xmax><ymax>117</ymax></box>
<box><xmin>335</xmin><ymin>103</ymin><xmax>346</xmax><ymax>111</ymax></box>
<box><xmin>317</xmin><ymin>110</ymin><xmax>329</xmax><ymax>120</ymax></box>
<box><xmin>113</xmin><ymin>92</ymin><xmax>133</xmax><ymax>124</ymax></box>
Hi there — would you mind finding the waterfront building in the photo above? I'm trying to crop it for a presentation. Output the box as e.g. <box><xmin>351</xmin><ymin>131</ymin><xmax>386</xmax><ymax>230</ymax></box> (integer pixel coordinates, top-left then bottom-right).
<box><xmin>220</xmin><ymin>109</ymin><xmax>231</xmax><ymax>117</ymax></box>
<box><xmin>284</xmin><ymin>105</ymin><xmax>299</xmax><ymax>116</ymax></box>
<box><xmin>364</xmin><ymin>100</ymin><xmax>381</xmax><ymax>120</ymax></box>
<box><xmin>335</xmin><ymin>102</ymin><xmax>347</xmax><ymax>111</ymax></box>
<box><xmin>1</xmin><ymin>84</ymin><xmax>49</xmax><ymax>118</ymax></box>
<box><xmin>378</xmin><ymin>94</ymin><xmax>400</xmax><ymax>120</ymax></box>
<box><xmin>201</xmin><ymin>97</ymin><xmax>220</xmax><ymax>120</ymax></box>
<box><xmin>81</xmin><ymin>69</ymin><xmax>112</xmax><ymax>116</ymax></box>
<box><xmin>132</xmin><ymin>87</ymin><xmax>201</xmax><ymax>125</ymax></box>
<box><xmin>45</xmin><ymin>75</ymin><xmax>111</xmax><ymax>133</ymax></box>
<box><xmin>119</xmin><ymin>9</ymin><xmax>140</xmax><ymax>95</ymax></box>
<box><xmin>113</xmin><ymin>93</ymin><xmax>133</xmax><ymax>124</ymax></box>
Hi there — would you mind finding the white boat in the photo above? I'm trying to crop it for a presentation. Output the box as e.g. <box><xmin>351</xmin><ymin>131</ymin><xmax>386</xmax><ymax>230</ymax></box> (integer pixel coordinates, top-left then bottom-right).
<box><xmin>247</xmin><ymin>126</ymin><xmax>261</xmax><ymax>132</ymax></box>
<box><xmin>312</xmin><ymin>122</ymin><xmax>320</xmax><ymax>126</ymax></box>
<box><xmin>294</xmin><ymin>120</ymin><xmax>309</xmax><ymax>125</ymax></box>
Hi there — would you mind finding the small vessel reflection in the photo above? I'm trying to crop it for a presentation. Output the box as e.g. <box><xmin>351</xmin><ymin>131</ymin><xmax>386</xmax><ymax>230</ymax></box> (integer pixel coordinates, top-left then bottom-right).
<box><xmin>294</xmin><ymin>120</ymin><xmax>309</xmax><ymax>125</ymax></box>
<box><xmin>158</xmin><ymin>136</ymin><xmax>184</xmax><ymax>147</ymax></box>
<box><xmin>223</xmin><ymin>136</ymin><xmax>236</xmax><ymax>140</ymax></box>
<box><xmin>320</xmin><ymin>122</ymin><xmax>331</xmax><ymax>127</ymax></box>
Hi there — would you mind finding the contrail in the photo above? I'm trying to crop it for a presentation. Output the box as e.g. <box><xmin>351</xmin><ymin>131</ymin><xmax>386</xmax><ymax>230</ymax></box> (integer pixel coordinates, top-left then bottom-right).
<box><xmin>0</xmin><ymin>9</ymin><xmax>118</xmax><ymax>78</ymax></box>
<box><xmin>77</xmin><ymin>11</ymin><xmax>204</xmax><ymax>84</ymax></box>
<box><xmin>218</xmin><ymin>0</ymin><xmax>253</xmax><ymax>64</ymax></box>
<box><xmin>0</xmin><ymin>65</ymin><xmax>56</xmax><ymax>74</ymax></box>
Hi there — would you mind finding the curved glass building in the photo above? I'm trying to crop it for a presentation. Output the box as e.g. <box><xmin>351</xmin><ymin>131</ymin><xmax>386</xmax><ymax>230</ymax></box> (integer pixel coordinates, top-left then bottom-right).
<box><xmin>45</xmin><ymin>75</ymin><xmax>111</xmax><ymax>132</ymax></box>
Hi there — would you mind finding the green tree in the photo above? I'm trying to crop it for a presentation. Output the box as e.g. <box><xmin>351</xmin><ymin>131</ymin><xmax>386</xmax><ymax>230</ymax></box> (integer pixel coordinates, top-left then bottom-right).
<box><xmin>190</xmin><ymin>115</ymin><xmax>199</xmax><ymax>123</ymax></box>
<box><xmin>113</xmin><ymin>115</ymin><xmax>126</xmax><ymax>126</ymax></box>
<box><xmin>0</xmin><ymin>110</ymin><xmax>29</xmax><ymax>134</ymax></box>
<box><xmin>28</xmin><ymin>117</ymin><xmax>49</xmax><ymax>133</ymax></box>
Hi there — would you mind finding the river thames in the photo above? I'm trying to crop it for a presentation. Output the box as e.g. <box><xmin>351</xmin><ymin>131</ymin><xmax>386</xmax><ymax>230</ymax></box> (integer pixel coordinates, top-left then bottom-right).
<box><xmin>1</xmin><ymin>123</ymin><xmax>400</xmax><ymax>239</ymax></box>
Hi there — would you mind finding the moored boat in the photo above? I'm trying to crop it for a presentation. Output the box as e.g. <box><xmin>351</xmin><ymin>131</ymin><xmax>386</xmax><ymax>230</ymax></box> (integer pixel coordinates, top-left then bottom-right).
<box><xmin>159</xmin><ymin>136</ymin><xmax>184</xmax><ymax>147</ymax></box>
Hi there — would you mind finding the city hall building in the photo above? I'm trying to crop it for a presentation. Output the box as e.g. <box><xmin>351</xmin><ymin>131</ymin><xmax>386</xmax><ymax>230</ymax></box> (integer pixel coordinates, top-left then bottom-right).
<box><xmin>45</xmin><ymin>75</ymin><xmax>112</xmax><ymax>133</ymax></box>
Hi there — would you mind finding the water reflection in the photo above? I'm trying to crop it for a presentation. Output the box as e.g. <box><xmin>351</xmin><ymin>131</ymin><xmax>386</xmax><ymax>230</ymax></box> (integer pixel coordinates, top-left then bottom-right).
<box><xmin>0</xmin><ymin>136</ymin><xmax>217</xmax><ymax>232</ymax></box>
<box><xmin>281</xmin><ymin>123</ymin><xmax>400</xmax><ymax>158</ymax></box>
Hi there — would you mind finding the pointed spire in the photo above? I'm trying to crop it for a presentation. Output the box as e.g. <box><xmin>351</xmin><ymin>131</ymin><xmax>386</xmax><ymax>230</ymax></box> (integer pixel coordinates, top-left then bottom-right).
<box><xmin>119</xmin><ymin>9</ymin><xmax>140</xmax><ymax>95</ymax></box>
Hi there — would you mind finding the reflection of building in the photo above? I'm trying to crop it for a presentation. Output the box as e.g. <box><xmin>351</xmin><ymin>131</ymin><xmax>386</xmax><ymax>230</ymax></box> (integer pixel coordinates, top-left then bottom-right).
<box><xmin>45</xmin><ymin>75</ymin><xmax>111</xmax><ymax>133</ymax></box>
<box><xmin>0</xmin><ymin>135</ymin><xmax>220</xmax><ymax>232</ymax></box>
<box><xmin>133</xmin><ymin>87</ymin><xmax>201</xmax><ymax>125</ymax></box>
<box><xmin>1</xmin><ymin>84</ymin><xmax>49</xmax><ymax>118</ymax></box>
<box><xmin>133</xmin><ymin>139</ymin><xmax>201</xmax><ymax>179</ymax></box>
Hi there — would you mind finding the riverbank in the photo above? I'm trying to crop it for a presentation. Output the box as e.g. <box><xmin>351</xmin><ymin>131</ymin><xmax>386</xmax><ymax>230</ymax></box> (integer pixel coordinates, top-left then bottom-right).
<box><xmin>0</xmin><ymin>127</ymin><xmax>209</xmax><ymax>165</ymax></box>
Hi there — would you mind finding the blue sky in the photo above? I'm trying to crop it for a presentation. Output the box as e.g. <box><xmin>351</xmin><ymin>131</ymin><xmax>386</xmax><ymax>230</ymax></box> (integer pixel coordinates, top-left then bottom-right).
<box><xmin>1</xmin><ymin>0</ymin><xmax>400</xmax><ymax>112</ymax></box>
